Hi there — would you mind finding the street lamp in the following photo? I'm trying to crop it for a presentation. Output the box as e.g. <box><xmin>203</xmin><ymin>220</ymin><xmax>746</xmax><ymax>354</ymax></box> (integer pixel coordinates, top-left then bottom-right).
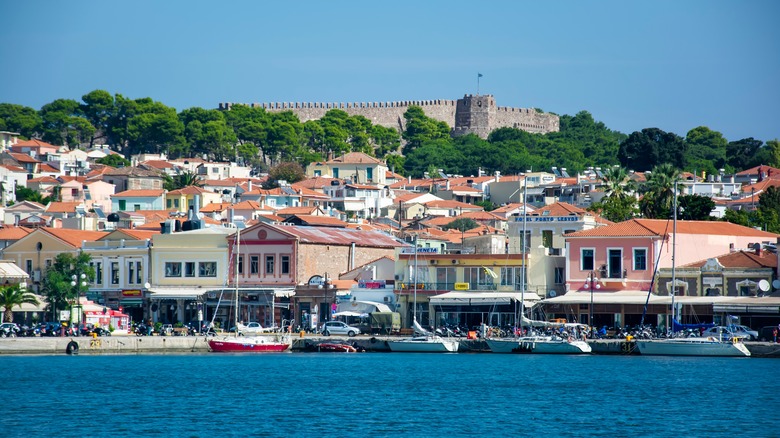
<box><xmin>588</xmin><ymin>271</ymin><xmax>600</xmax><ymax>327</ymax></box>
<box><xmin>71</xmin><ymin>273</ymin><xmax>86</xmax><ymax>327</ymax></box>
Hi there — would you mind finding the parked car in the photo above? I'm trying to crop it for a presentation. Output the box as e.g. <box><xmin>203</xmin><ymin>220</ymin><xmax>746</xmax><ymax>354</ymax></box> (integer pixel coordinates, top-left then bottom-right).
<box><xmin>727</xmin><ymin>324</ymin><xmax>758</xmax><ymax>340</ymax></box>
<box><xmin>0</xmin><ymin>322</ymin><xmax>20</xmax><ymax>337</ymax></box>
<box><xmin>701</xmin><ymin>326</ymin><xmax>753</xmax><ymax>341</ymax></box>
<box><xmin>321</xmin><ymin>321</ymin><xmax>360</xmax><ymax>337</ymax></box>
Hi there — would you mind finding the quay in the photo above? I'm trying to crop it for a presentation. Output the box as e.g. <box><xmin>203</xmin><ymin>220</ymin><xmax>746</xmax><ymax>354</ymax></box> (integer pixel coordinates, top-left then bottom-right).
<box><xmin>2</xmin><ymin>335</ymin><xmax>780</xmax><ymax>357</ymax></box>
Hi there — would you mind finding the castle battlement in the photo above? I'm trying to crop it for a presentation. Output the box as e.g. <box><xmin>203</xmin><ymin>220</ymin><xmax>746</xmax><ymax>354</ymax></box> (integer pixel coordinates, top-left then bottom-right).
<box><xmin>218</xmin><ymin>94</ymin><xmax>558</xmax><ymax>138</ymax></box>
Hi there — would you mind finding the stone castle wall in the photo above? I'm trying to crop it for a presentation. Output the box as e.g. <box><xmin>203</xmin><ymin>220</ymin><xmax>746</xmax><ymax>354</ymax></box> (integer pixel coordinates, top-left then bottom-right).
<box><xmin>218</xmin><ymin>95</ymin><xmax>558</xmax><ymax>138</ymax></box>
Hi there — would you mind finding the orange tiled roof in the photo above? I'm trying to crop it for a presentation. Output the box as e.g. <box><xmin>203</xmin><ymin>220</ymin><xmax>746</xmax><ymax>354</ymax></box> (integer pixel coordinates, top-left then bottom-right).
<box><xmin>200</xmin><ymin>202</ymin><xmax>232</xmax><ymax>213</ymax></box>
<box><xmin>10</xmin><ymin>152</ymin><xmax>41</xmax><ymax>163</ymax></box>
<box><xmin>684</xmin><ymin>249</ymin><xmax>777</xmax><ymax>269</ymax></box>
<box><xmin>285</xmin><ymin>215</ymin><xmax>347</xmax><ymax>227</ymax></box>
<box><xmin>566</xmin><ymin>219</ymin><xmax>779</xmax><ymax>238</ymax></box>
<box><xmin>530</xmin><ymin>202</ymin><xmax>588</xmax><ymax>216</ymax></box>
<box><xmin>276</xmin><ymin>206</ymin><xmax>321</xmax><ymax>216</ymax></box>
<box><xmin>41</xmin><ymin>228</ymin><xmax>109</xmax><ymax>247</ymax></box>
<box><xmin>12</xmin><ymin>139</ymin><xmax>59</xmax><ymax>148</ymax></box>
<box><xmin>45</xmin><ymin>202</ymin><xmax>81</xmax><ymax>213</ymax></box>
<box><xmin>166</xmin><ymin>186</ymin><xmax>210</xmax><ymax>196</ymax></box>
<box><xmin>0</xmin><ymin>226</ymin><xmax>33</xmax><ymax>240</ymax></box>
<box><xmin>423</xmin><ymin>199</ymin><xmax>481</xmax><ymax>209</ymax></box>
<box><xmin>39</xmin><ymin>163</ymin><xmax>59</xmax><ymax>173</ymax></box>
<box><xmin>112</xmin><ymin>189</ymin><xmax>165</xmax><ymax>198</ymax></box>
<box><xmin>327</xmin><ymin>152</ymin><xmax>382</xmax><ymax>164</ymax></box>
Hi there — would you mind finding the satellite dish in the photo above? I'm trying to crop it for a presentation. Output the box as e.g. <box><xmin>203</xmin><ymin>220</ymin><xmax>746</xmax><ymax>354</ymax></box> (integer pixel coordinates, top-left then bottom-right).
<box><xmin>548</xmin><ymin>290</ymin><xmax>557</xmax><ymax>298</ymax></box>
<box><xmin>758</xmin><ymin>280</ymin><xmax>770</xmax><ymax>292</ymax></box>
<box><xmin>773</xmin><ymin>279</ymin><xmax>780</xmax><ymax>290</ymax></box>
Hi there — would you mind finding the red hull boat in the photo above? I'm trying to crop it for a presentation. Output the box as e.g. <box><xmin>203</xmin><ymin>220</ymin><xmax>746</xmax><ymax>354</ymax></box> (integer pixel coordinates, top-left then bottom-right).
<box><xmin>208</xmin><ymin>337</ymin><xmax>291</xmax><ymax>352</ymax></box>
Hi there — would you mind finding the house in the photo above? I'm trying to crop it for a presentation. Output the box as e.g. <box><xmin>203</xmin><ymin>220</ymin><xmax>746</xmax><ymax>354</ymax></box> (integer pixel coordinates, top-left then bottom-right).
<box><xmin>0</xmin><ymin>131</ymin><xmax>20</xmax><ymax>152</ymax></box>
<box><xmin>1</xmin><ymin>151</ymin><xmax>42</xmax><ymax>174</ymax></box>
<box><xmin>3</xmin><ymin>201</ymin><xmax>46</xmax><ymax>227</ymax></box>
<box><xmin>99</xmin><ymin>166</ymin><xmax>164</xmax><ymax>192</ymax></box>
<box><xmin>165</xmin><ymin>186</ymin><xmax>222</xmax><ymax>214</ymax></box>
<box><xmin>549</xmin><ymin>219</ymin><xmax>779</xmax><ymax>328</ymax></box>
<box><xmin>0</xmin><ymin>164</ymin><xmax>29</xmax><ymax>206</ymax></box>
<box><xmin>1</xmin><ymin>227</ymin><xmax>108</xmax><ymax>294</ymax></box>
<box><xmin>111</xmin><ymin>189</ymin><xmax>166</xmax><ymax>213</ymax></box>
<box><xmin>305</xmin><ymin>151</ymin><xmax>388</xmax><ymax>186</ymax></box>
<box><xmin>9</xmin><ymin>139</ymin><xmax>59</xmax><ymax>158</ymax></box>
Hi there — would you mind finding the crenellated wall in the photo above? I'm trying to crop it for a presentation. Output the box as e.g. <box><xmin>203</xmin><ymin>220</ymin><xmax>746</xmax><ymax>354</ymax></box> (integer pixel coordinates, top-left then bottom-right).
<box><xmin>218</xmin><ymin>94</ymin><xmax>558</xmax><ymax>138</ymax></box>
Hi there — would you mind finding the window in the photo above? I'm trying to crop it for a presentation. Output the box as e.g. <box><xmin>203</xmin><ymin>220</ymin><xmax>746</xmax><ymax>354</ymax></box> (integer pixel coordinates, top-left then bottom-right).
<box><xmin>250</xmin><ymin>256</ymin><xmax>259</xmax><ymax>274</ymax></box>
<box><xmin>110</xmin><ymin>261</ymin><xmax>119</xmax><ymax>285</ymax></box>
<box><xmin>281</xmin><ymin>255</ymin><xmax>290</xmax><ymax>275</ymax></box>
<box><xmin>199</xmin><ymin>262</ymin><xmax>217</xmax><ymax>277</ymax></box>
<box><xmin>554</xmin><ymin>267</ymin><xmax>565</xmax><ymax>284</ymax></box>
<box><xmin>95</xmin><ymin>262</ymin><xmax>103</xmax><ymax>284</ymax></box>
<box><xmin>136</xmin><ymin>261</ymin><xmax>143</xmax><ymax>284</ymax></box>
<box><xmin>333</xmin><ymin>168</ymin><xmax>339</xmax><ymax>178</ymax></box>
<box><xmin>465</xmin><ymin>267</ymin><xmax>494</xmax><ymax>289</ymax></box>
<box><xmin>366</xmin><ymin>167</ymin><xmax>373</xmax><ymax>181</ymax></box>
<box><xmin>500</xmin><ymin>267</ymin><xmax>524</xmax><ymax>289</ymax></box>
<box><xmin>265</xmin><ymin>256</ymin><xmax>275</xmax><ymax>275</ymax></box>
<box><xmin>238</xmin><ymin>256</ymin><xmax>244</xmax><ymax>275</ymax></box>
<box><xmin>542</xmin><ymin>230</ymin><xmax>553</xmax><ymax>248</ymax></box>
<box><xmin>436</xmin><ymin>267</ymin><xmax>457</xmax><ymax>289</ymax></box>
<box><xmin>185</xmin><ymin>262</ymin><xmax>196</xmax><ymax>277</ymax></box>
<box><xmin>167</xmin><ymin>199</ymin><xmax>172</xmax><ymax>209</ymax></box>
<box><xmin>581</xmin><ymin>249</ymin><xmax>594</xmax><ymax>271</ymax></box>
<box><xmin>128</xmin><ymin>261</ymin><xmax>135</xmax><ymax>285</ymax></box>
<box><xmin>25</xmin><ymin>259</ymin><xmax>32</xmax><ymax>274</ymax></box>
<box><xmin>165</xmin><ymin>262</ymin><xmax>182</xmax><ymax>277</ymax></box>
<box><xmin>133</xmin><ymin>204</ymin><xmax>141</xmax><ymax>211</ymax></box>
<box><xmin>118</xmin><ymin>200</ymin><xmax>126</xmax><ymax>211</ymax></box>
<box><xmin>174</xmin><ymin>199</ymin><xmax>180</xmax><ymax>208</ymax></box>
<box><xmin>633</xmin><ymin>248</ymin><xmax>647</xmax><ymax>271</ymax></box>
<box><xmin>608</xmin><ymin>249</ymin><xmax>622</xmax><ymax>278</ymax></box>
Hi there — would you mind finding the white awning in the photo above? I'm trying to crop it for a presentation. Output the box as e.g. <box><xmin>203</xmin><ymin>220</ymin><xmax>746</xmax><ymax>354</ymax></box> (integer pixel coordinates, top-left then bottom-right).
<box><xmin>430</xmin><ymin>291</ymin><xmax>538</xmax><ymax>306</ymax></box>
<box><xmin>148</xmin><ymin>288</ymin><xmax>209</xmax><ymax>300</ymax></box>
<box><xmin>0</xmin><ymin>261</ymin><xmax>29</xmax><ymax>281</ymax></box>
<box><xmin>542</xmin><ymin>290</ymin><xmax>656</xmax><ymax>305</ymax></box>
<box><xmin>337</xmin><ymin>300</ymin><xmax>392</xmax><ymax>314</ymax></box>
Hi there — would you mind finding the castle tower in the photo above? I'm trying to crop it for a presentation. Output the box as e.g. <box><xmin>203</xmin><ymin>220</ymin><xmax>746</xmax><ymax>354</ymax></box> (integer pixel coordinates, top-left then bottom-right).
<box><xmin>451</xmin><ymin>94</ymin><xmax>496</xmax><ymax>139</ymax></box>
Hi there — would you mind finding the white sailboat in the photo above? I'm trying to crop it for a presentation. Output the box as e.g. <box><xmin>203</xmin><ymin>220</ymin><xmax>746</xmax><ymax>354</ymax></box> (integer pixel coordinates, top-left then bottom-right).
<box><xmin>208</xmin><ymin>226</ymin><xmax>291</xmax><ymax>353</ymax></box>
<box><xmin>387</xmin><ymin>237</ymin><xmax>459</xmax><ymax>353</ymax></box>
<box><xmin>486</xmin><ymin>181</ymin><xmax>591</xmax><ymax>355</ymax></box>
<box><xmin>635</xmin><ymin>181</ymin><xmax>750</xmax><ymax>357</ymax></box>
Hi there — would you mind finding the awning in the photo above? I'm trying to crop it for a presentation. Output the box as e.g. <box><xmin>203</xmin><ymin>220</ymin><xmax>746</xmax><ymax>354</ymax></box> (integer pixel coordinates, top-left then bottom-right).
<box><xmin>541</xmin><ymin>290</ymin><xmax>656</xmax><ymax>305</ymax></box>
<box><xmin>148</xmin><ymin>288</ymin><xmax>209</xmax><ymax>300</ymax></box>
<box><xmin>430</xmin><ymin>291</ymin><xmax>538</xmax><ymax>307</ymax></box>
<box><xmin>333</xmin><ymin>311</ymin><xmax>368</xmax><ymax>317</ymax></box>
<box><xmin>0</xmin><ymin>261</ymin><xmax>29</xmax><ymax>281</ymax></box>
<box><xmin>336</xmin><ymin>300</ymin><xmax>392</xmax><ymax>314</ymax></box>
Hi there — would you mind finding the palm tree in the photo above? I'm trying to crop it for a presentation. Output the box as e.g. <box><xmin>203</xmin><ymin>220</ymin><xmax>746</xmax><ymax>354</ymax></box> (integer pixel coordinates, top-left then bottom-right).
<box><xmin>163</xmin><ymin>170</ymin><xmax>204</xmax><ymax>191</ymax></box>
<box><xmin>639</xmin><ymin>163</ymin><xmax>681</xmax><ymax>218</ymax></box>
<box><xmin>0</xmin><ymin>284</ymin><xmax>40</xmax><ymax>323</ymax></box>
<box><xmin>601</xmin><ymin>166</ymin><xmax>638</xmax><ymax>201</ymax></box>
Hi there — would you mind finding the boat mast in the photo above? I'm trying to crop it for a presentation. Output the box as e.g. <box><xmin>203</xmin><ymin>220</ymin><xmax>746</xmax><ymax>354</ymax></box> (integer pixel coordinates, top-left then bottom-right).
<box><xmin>671</xmin><ymin>180</ymin><xmax>677</xmax><ymax>333</ymax></box>
<box><xmin>234</xmin><ymin>227</ymin><xmax>241</xmax><ymax>337</ymax></box>
<box><xmin>413</xmin><ymin>235</ymin><xmax>418</xmax><ymax>323</ymax></box>
<box><xmin>520</xmin><ymin>179</ymin><xmax>527</xmax><ymax>334</ymax></box>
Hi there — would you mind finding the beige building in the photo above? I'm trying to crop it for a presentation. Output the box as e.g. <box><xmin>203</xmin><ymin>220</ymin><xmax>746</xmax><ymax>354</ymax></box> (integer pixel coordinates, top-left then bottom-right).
<box><xmin>305</xmin><ymin>152</ymin><xmax>388</xmax><ymax>186</ymax></box>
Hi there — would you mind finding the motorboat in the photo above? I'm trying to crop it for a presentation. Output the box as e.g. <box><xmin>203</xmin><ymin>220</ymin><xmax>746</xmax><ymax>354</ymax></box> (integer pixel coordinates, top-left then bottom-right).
<box><xmin>486</xmin><ymin>335</ymin><xmax>592</xmax><ymax>354</ymax></box>
<box><xmin>208</xmin><ymin>335</ymin><xmax>291</xmax><ymax>353</ymax></box>
<box><xmin>386</xmin><ymin>335</ymin><xmax>460</xmax><ymax>353</ymax></box>
<box><xmin>301</xmin><ymin>341</ymin><xmax>363</xmax><ymax>353</ymax></box>
<box><xmin>635</xmin><ymin>336</ymin><xmax>750</xmax><ymax>357</ymax></box>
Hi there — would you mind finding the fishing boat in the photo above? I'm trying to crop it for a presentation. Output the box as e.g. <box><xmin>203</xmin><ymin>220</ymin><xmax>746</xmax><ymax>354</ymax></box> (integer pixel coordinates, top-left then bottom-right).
<box><xmin>387</xmin><ymin>238</ymin><xmax>459</xmax><ymax>353</ymax></box>
<box><xmin>634</xmin><ymin>181</ymin><xmax>749</xmax><ymax>358</ymax></box>
<box><xmin>208</xmin><ymin>227</ymin><xmax>291</xmax><ymax>353</ymax></box>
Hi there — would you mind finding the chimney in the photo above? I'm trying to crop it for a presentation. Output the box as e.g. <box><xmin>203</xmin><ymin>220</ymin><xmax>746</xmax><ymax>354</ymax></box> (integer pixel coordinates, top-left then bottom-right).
<box><xmin>754</xmin><ymin>242</ymin><xmax>762</xmax><ymax>256</ymax></box>
<box><xmin>729</xmin><ymin>243</ymin><xmax>735</xmax><ymax>252</ymax></box>
<box><xmin>248</xmin><ymin>180</ymin><xmax>252</xmax><ymax>192</ymax></box>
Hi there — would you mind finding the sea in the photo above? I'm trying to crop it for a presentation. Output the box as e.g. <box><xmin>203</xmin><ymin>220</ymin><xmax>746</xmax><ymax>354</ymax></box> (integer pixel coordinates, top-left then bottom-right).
<box><xmin>1</xmin><ymin>353</ymin><xmax>778</xmax><ymax>438</ymax></box>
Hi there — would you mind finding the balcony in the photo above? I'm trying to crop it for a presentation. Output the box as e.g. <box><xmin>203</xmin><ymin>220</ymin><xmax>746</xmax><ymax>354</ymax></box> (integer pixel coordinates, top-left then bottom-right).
<box><xmin>396</xmin><ymin>282</ymin><xmax>497</xmax><ymax>291</ymax></box>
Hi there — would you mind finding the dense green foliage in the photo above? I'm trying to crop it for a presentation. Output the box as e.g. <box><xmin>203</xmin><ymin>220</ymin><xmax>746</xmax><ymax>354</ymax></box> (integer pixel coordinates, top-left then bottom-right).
<box><xmin>40</xmin><ymin>252</ymin><xmax>95</xmax><ymax>321</ymax></box>
<box><xmin>0</xmin><ymin>283</ymin><xmax>39</xmax><ymax>322</ymax></box>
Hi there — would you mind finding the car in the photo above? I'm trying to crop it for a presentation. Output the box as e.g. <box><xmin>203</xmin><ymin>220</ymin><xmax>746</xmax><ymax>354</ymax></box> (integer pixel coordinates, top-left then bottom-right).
<box><xmin>320</xmin><ymin>321</ymin><xmax>360</xmax><ymax>337</ymax></box>
<box><xmin>701</xmin><ymin>326</ymin><xmax>754</xmax><ymax>341</ymax></box>
<box><xmin>727</xmin><ymin>324</ymin><xmax>758</xmax><ymax>340</ymax></box>
<box><xmin>236</xmin><ymin>321</ymin><xmax>273</xmax><ymax>335</ymax></box>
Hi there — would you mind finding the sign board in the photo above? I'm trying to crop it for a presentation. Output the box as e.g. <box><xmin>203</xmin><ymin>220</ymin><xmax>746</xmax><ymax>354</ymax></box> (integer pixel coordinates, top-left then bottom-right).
<box><xmin>59</xmin><ymin>310</ymin><xmax>71</xmax><ymax>321</ymax></box>
<box><xmin>454</xmin><ymin>282</ymin><xmax>469</xmax><ymax>290</ymax></box>
<box><xmin>514</xmin><ymin>216</ymin><xmax>579</xmax><ymax>222</ymax></box>
<box><xmin>702</xmin><ymin>276</ymin><xmax>723</xmax><ymax>286</ymax></box>
<box><xmin>401</xmin><ymin>247</ymin><xmax>438</xmax><ymax>254</ymax></box>
<box><xmin>122</xmin><ymin>289</ymin><xmax>143</xmax><ymax>297</ymax></box>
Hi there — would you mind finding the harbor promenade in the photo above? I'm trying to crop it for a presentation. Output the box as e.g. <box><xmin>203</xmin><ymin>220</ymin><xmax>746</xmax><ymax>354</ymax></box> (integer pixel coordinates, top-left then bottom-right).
<box><xmin>2</xmin><ymin>334</ymin><xmax>780</xmax><ymax>357</ymax></box>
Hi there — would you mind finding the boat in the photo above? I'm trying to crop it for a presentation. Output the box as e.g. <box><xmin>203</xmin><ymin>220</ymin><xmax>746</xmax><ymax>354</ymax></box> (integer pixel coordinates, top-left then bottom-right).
<box><xmin>208</xmin><ymin>226</ymin><xmax>291</xmax><ymax>353</ymax></box>
<box><xmin>636</xmin><ymin>336</ymin><xmax>750</xmax><ymax>357</ymax></box>
<box><xmin>301</xmin><ymin>340</ymin><xmax>363</xmax><ymax>353</ymax></box>
<box><xmin>486</xmin><ymin>317</ymin><xmax>593</xmax><ymax>354</ymax></box>
<box><xmin>387</xmin><ymin>239</ymin><xmax>459</xmax><ymax>353</ymax></box>
<box><xmin>635</xmin><ymin>181</ymin><xmax>749</xmax><ymax>357</ymax></box>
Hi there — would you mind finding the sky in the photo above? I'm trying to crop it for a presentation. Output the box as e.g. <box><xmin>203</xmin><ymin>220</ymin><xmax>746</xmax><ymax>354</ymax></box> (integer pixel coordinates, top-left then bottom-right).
<box><xmin>2</xmin><ymin>1</ymin><xmax>778</xmax><ymax>143</ymax></box>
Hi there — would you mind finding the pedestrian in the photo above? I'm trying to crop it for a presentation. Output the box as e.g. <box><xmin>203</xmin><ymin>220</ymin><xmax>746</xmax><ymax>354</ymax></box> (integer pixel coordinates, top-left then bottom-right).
<box><xmin>773</xmin><ymin>328</ymin><xmax>778</xmax><ymax>343</ymax></box>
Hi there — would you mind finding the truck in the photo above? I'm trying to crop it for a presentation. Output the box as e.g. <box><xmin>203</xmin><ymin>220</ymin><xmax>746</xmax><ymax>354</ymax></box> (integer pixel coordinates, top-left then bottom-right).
<box><xmin>369</xmin><ymin>312</ymin><xmax>401</xmax><ymax>335</ymax></box>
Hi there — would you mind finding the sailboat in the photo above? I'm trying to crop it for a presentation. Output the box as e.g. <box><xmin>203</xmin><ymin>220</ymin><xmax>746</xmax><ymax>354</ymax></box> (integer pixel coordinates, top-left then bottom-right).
<box><xmin>635</xmin><ymin>181</ymin><xmax>750</xmax><ymax>357</ymax></box>
<box><xmin>486</xmin><ymin>182</ymin><xmax>591</xmax><ymax>354</ymax></box>
<box><xmin>386</xmin><ymin>237</ymin><xmax>459</xmax><ymax>353</ymax></box>
<box><xmin>208</xmin><ymin>226</ymin><xmax>291</xmax><ymax>353</ymax></box>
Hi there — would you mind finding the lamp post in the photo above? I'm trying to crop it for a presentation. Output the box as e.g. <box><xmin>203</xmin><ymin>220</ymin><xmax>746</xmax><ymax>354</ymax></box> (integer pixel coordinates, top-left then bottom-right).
<box><xmin>71</xmin><ymin>273</ymin><xmax>86</xmax><ymax>328</ymax></box>
<box><xmin>588</xmin><ymin>271</ymin><xmax>600</xmax><ymax>327</ymax></box>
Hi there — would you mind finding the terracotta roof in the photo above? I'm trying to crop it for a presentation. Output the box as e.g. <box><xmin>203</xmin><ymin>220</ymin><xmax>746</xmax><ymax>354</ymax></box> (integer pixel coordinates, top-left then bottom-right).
<box><xmin>0</xmin><ymin>164</ymin><xmax>27</xmax><ymax>173</ymax></box>
<box><xmin>27</xmin><ymin>176</ymin><xmax>60</xmax><ymax>184</ymax></box>
<box><xmin>445</xmin><ymin>184</ymin><xmax>483</xmax><ymax>193</ymax></box>
<box><xmin>9</xmin><ymin>152</ymin><xmax>41</xmax><ymax>163</ymax></box>
<box><xmin>684</xmin><ymin>249</ymin><xmax>778</xmax><ymax>269</ymax></box>
<box><xmin>200</xmin><ymin>202</ymin><xmax>232</xmax><ymax>213</ymax></box>
<box><xmin>45</xmin><ymin>202</ymin><xmax>81</xmax><ymax>213</ymax></box>
<box><xmin>736</xmin><ymin>165</ymin><xmax>780</xmax><ymax>176</ymax></box>
<box><xmin>12</xmin><ymin>139</ymin><xmax>59</xmax><ymax>148</ymax></box>
<box><xmin>566</xmin><ymin>219</ymin><xmax>779</xmax><ymax>238</ymax></box>
<box><xmin>41</xmin><ymin>228</ymin><xmax>109</xmax><ymax>247</ymax></box>
<box><xmin>261</xmin><ymin>223</ymin><xmax>404</xmax><ymax>249</ymax></box>
<box><xmin>327</xmin><ymin>152</ymin><xmax>382</xmax><ymax>164</ymax></box>
<box><xmin>289</xmin><ymin>185</ymin><xmax>330</xmax><ymax>199</ymax></box>
<box><xmin>39</xmin><ymin>163</ymin><xmax>59</xmax><ymax>173</ymax></box>
<box><xmin>459</xmin><ymin>211</ymin><xmax>504</xmax><ymax>221</ymax></box>
<box><xmin>530</xmin><ymin>202</ymin><xmax>588</xmax><ymax>216</ymax></box>
<box><xmin>276</xmin><ymin>206</ymin><xmax>322</xmax><ymax>216</ymax></box>
<box><xmin>103</xmin><ymin>167</ymin><xmax>163</xmax><ymax>177</ymax></box>
<box><xmin>166</xmin><ymin>186</ymin><xmax>210</xmax><ymax>196</ymax></box>
<box><xmin>112</xmin><ymin>189</ymin><xmax>165</xmax><ymax>198</ymax></box>
<box><xmin>345</xmin><ymin>184</ymin><xmax>380</xmax><ymax>190</ymax></box>
<box><xmin>140</xmin><ymin>160</ymin><xmax>176</xmax><ymax>169</ymax></box>
<box><xmin>231</xmin><ymin>200</ymin><xmax>264</xmax><ymax>210</ymax></box>
<box><xmin>0</xmin><ymin>226</ymin><xmax>33</xmax><ymax>240</ymax></box>
<box><xmin>58</xmin><ymin>176</ymin><xmax>87</xmax><ymax>184</ymax></box>
<box><xmin>109</xmin><ymin>229</ymin><xmax>161</xmax><ymax>240</ymax></box>
<box><xmin>294</xmin><ymin>176</ymin><xmax>337</xmax><ymax>189</ymax></box>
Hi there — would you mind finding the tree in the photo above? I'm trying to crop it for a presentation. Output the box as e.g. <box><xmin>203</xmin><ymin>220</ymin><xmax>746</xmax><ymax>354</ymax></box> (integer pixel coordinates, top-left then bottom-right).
<box><xmin>725</xmin><ymin>137</ymin><xmax>767</xmax><ymax>171</ymax></box>
<box><xmin>263</xmin><ymin>162</ymin><xmax>305</xmax><ymax>189</ymax></box>
<box><xmin>767</xmin><ymin>139</ymin><xmax>780</xmax><ymax>168</ymax></box>
<box><xmin>442</xmin><ymin>217</ymin><xmax>479</xmax><ymax>232</ymax></box>
<box><xmin>588</xmin><ymin>166</ymin><xmax>638</xmax><ymax>221</ymax></box>
<box><xmin>678</xmin><ymin>194</ymin><xmax>715</xmax><ymax>220</ymax></box>
<box><xmin>756</xmin><ymin>186</ymin><xmax>780</xmax><ymax>233</ymax></box>
<box><xmin>80</xmin><ymin>89</ymin><xmax>115</xmax><ymax>147</ymax></box>
<box><xmin>638</xmin><ymin>163</ymin><xmax>681</xmax><ymax>218</ymax></box>
<box><xmin>96</xmin><ymin>154</ymin><xmax>131</xmax><ymax>167</ymax></box>
<box><xmin>0</xmin><ymin>103</ymin><xmax>42</xmax><ymax>139</ymax></box>
<box><xmin>401</xmin><ymin>106</ymin><xmax>450</xmax><ymax>154</ymax></box>
<box><xmin>685</xmin><ymin>126</ymin><xmax>727</xmax><ymax>176</ymax></box>
<box><xmin>0</xmin><ymin>284</ymin><xmax>39</xmax><ymax>322</ymax></box>
<box><xmin>163</xmin><ymin>170</ymin><xmax>203</xmax><ymax>191</ymax></box>
<box><xmin>39</xmin><ymin>98</ymin><xmax>96</xmax><ymax>148</ymax></box>
<box><xmin>15</xmin><ymin>186</ymin><xmax>47</xmax><ymax>204</ymax></box>
<box><xmin>618</xmin><ymin>128</ymin><xmax>687</xmax><ymax>171</ymax></box>
<box><xmin>588</xmin><ymin>196</ymin><xmax>637</xmax><ymax>223</ymax></box>
<box><xmin>39</xmin><ymin>252</ymin><xmax>94</xmax><ymax>322</ymax></box>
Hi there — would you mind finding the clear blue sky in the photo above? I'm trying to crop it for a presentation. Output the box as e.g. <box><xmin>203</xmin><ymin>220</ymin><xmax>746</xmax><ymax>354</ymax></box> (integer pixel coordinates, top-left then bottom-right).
<box><xmin>2</xmin><ymin>1</ymin><xmax>778</xmax><ymax>142</ymax></box>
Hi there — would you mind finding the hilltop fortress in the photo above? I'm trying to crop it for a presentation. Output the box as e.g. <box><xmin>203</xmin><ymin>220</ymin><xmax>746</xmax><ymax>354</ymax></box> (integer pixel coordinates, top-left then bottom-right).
<box><xmin>218</xmin><ymin>94</ymin><xmax>559</xmax><ymax>139</ymax></box>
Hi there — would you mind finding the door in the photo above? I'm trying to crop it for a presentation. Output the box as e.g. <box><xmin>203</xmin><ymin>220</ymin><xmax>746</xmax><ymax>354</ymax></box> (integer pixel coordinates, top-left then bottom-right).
<box><xmin>608</xmin><ymin>249</ymin><xmax>622</xmax><ymax>279</ymax></box>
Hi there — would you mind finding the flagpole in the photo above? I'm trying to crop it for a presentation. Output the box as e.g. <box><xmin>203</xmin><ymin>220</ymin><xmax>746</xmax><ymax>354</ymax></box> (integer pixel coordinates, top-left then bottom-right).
<box><xmin>477</xmin><ymin>73</ymin><xmax>480</xmax><ymax>95</ymax></box>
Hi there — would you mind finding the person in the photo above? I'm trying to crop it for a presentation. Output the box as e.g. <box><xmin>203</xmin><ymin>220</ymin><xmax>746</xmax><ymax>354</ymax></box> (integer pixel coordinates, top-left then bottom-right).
<box><xmin>773</xmin><ymin>328</ymin><xmax>778</xmax><ymax>343</ymax></box>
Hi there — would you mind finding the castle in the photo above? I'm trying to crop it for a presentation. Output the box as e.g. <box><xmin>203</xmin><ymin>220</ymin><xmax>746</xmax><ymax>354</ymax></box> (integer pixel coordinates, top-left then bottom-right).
<box><xmin>218</xmin><ymin>94</ymin><xmax>559</xmax><ymax>139</ymax></box>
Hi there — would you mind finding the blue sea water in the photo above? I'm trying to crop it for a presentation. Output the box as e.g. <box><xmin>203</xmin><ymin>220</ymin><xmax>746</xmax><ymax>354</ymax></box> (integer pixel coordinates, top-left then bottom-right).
<box><xmin>1</xmin><ymin>353</ymin><xmax>778</xmax><ymax>438</ymax></box>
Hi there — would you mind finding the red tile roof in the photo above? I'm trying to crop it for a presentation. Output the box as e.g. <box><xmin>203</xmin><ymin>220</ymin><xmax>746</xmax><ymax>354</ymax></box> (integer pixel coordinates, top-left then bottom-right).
<box><xmin>45</xmin><ymin>202</ymin><xmax>81</xmax><ymax>213</ymax></box>
<box><xmin>684</xmin><ymin>249</ymin><xmax>777</xmax><ymax>269</ymax></box>
<box><xmin>0</xmin><ymin>226</ymin><xmax>33</xmax><ymax>240</ymax></box>
<box><xmin>326</xmin><ymin>152</ymin><xmax>382</xmax><ymax>164</ymax></box>
<box><xmin>566</xmin><ymin>219</ymin><xmax>779</xmax><ymax>238</ymax></box>
<box><xmin>113</xmin><ymin>189</ymin><xmax>165</xmax><ymax>198</ymax></box>
<box><xmin>41</xmin><ymin>228</ymin><xmax>109</xmax><ymax>247</ymax></box>
<box><xmin>262</xmin><ymin>223</ymin><xmax>403</xmax><ymax>249</ymax></box>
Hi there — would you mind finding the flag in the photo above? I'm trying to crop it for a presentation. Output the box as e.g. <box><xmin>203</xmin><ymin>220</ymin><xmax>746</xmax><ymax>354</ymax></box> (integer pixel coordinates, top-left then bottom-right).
<box><xmin>478</xmin><ymin>73</ymin><xmax>483</xmax><ymax>78</ymax></box>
